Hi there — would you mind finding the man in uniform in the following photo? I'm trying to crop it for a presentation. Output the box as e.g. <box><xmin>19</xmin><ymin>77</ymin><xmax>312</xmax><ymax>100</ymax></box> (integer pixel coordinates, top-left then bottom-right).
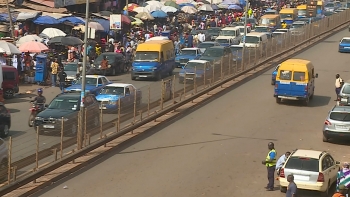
<box><xmin>262</xmin><ymin>142</ymin><xmax>277</xmax><ymax>191</ymax></box>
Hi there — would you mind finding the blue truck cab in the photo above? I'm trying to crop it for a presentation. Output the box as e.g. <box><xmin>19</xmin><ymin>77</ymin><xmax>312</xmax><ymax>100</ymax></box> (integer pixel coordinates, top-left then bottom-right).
<box><xmin>131</xmin><ymin>40</ymin><xmax>175</xmax><ymax>81</ymax></box>
<box><xmin>274</xmin><ymin>59</ymin><xmax>318</xmax><ymax>106</ymax></box>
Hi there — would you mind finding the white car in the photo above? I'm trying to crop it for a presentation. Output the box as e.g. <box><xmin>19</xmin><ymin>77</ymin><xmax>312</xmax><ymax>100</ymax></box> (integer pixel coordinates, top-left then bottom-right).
<box><xmin>279</xmin><ymin>149</ymin><xmax>340</xmax><ymax>195</ymax></box>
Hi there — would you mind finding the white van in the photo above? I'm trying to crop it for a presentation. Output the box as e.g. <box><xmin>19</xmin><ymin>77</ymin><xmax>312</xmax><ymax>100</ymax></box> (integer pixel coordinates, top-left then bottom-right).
<box><xmin>236</xmin><ymin>26</ymin><xmax>251</xmax><ymax>36</ymax></box>
<box><xmin>241</xmin><ymin>32</ymin><xmax>268</xmax><ymax>48</ymax></box>
<box><xmin>219</xmin><ymin>26</ymin><xmax>242</xmax><ymax>44</ymax></box>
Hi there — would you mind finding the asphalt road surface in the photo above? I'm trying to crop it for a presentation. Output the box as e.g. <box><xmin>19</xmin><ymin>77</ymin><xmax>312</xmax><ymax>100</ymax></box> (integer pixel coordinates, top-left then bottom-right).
<box><xmin>28</xmin><ymin>26</ymin><xmax>350</xmax><ymax>197</ymax></box>
<box><xmin>5</xmin><ymin>67</ymin><xmax>187</xmax><ymax>163</ymax></box>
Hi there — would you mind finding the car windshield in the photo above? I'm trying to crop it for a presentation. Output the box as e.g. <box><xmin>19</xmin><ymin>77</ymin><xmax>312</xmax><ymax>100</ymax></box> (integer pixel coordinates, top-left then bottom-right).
<box><xmin>280</xmin><ymin>14</ymin><xmax>293</xmax><ymax>19</ymax></box>
<box><xmin>298</xmin><ymin>10</ymin><xmax>307</xmax><ymax>16</ymax></box>
<box><xmin>279</xmin><ymin>70</ymin><xmax>292</xmax><ymax>80</ymax></box>
<box><xmin>207</xmin><ymin>28</ymin><xmax>221</xmax><ymax>35</ymax></box>
<box><xmin>96</xmin><ymin>54</ymin><xmax>114</xmax><ymax>62</ymax></box>
<box><xmin>185</xmin><ymin>62</ymin><xmax>205</xmax><ymax>69</ymax></box>
<box><xmin>260</xmin><ymin>18</ymin><xmax>276</xmax><ymax>25</ymax></box>
<box><xmin>292</xmin><ymin>24</ymin><xmax>305</xmax><ymax>28</ymax></box>
<box><xmin>245</xmin><ymin>36</ymin><xmax>260</xmax><ymax>44</ymax></box>
<box><xmin>239</xmin><ymin>28</ymin><xmax>245</xmax><ymax>33</ymax></box>
<box><xmin>202</xmin><ymin>48</ymin><xmax>223</xmax><ymax>57</ymax></box>
<box><xmin>48</xmin><ymin>98</ymin><xmax>79</xmax><ymax>110</ymax></box>
<box><xmin>75</xmin><ymin>77</ymin><xmax>97</xmax><ymax>85</ymax></box>
<box><xmin>325</xmin><ymin>3</ymin><xmax>334</xmax><ymax>7</ymax></box>
<box><xmin>198</xmin><ymin>43</ymin><xmax>215</xmax><ymax>48</ymax></box>
<box><xmin>64</xmin><ymin>63</ymin><xmax>78</xmax><ymax>71</ymax></box>
<box><xmin>342</xmin><ymin>85</ymin><xmax>350</xmax><ymax>94</ymax></box>
<box><xmin>134</xmin><ymin>51</ymin><xmax>159</xmax><ymax>61</ymax></box>
<box><xmin>254</xmin><ymin>27</ymin><xmax>269</xmax><ymax>32</ymax></box>
<box><xmin>220</xmin><ymin>30</ymin><xmax>236</xmax><ymax>36</ymax></box>
<box><xmin>341</xmin><ymin>39</ymin><xmax>350</xmax><ymax>44</ymax></box>
<box><xmin>100</xmin><ymin>86</ymin><xmax>124</xmax><ymax>95</ymax></box>
<box><xmin>216</xmin><ymin>39</ymin><xmax>230</xmax><ymax>44</ymax></box>
<box><xmin>330</xmin><ymin>112</ymin><xmax>350</xmax><ymax>121</ymax></box>
<box><xmin>285</xmin><ymin>157</ymin><xmax>319</xmax><ymax>172</ymax></box>
<box><xmin>181</xmin><ymin>50</ymin><xmax>197</xmax><ymax>55</ymax></box>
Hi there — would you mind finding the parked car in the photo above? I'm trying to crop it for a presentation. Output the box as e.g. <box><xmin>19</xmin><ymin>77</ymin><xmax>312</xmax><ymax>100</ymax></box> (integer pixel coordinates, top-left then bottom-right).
<box><xmin>279</xmin><ymin>149</ymin><xmax>340</xmax><ymax>196</ymax></box>
<box><xmin>63</xmin><ymin>62</ymin><xmax>80</xmax><ymax>86</ymax></box>
<box><xmin>2</xmin><ymin>66</ymin><xmax>19</xmax><ymax>99</ymax></box>
<box><xmin>96</xmin><ymin>83</ymin><xmax>142</xmax><ymax>111</ymax></box>
<box><xmin>91</xmin><ymin>52</ymin><xmax>126</xmax><ymax>75</ymax></box>
<box><xmin>207</xmin><ymin>27</ymin><xmax>222</xmax><ymax>40</ymax></box>
<box><xmin>178</xmin><ymin>60</ymin><xmax>212</xmax><ymax>84</ymax></box>
<box><xmin>197</xmin><ymin>41</ymin><xmax>221</xmax><ymax>53</ymax></box>
<box><xmin>34</xmin><ymin>92</ymin><xmax>100</xmax><ymax>136</ymax></box>
<box><xmin>322</xmin><ymin>105</ymin><xmax>350</xmax><ymax>142</ymax></box>
<box><xmin>290</xmin><ymin>21</ymin><xmax>307</xmax><ymax>35</ymax></box>
<box><xmin>175</xmin><ymin>48</ymin><xmax>202</xmax><ymax>67</ymax></box>
<box><xmin>65</xmin><ymin>75</ymin><xmax>112</xmax><ymax>96</ymax></box>
<box><xmin>0</xmin><ymin>103</ymin><xmax>10</xmax><ymax>137</ymax></box>
<box><xmin>339</xmin><ymin>37</ymin><xmax>350</xmax><ymax>52</ymax></box>
<box><xmin>199</xmin><ymin>46</ymin><xmax>231</xmax><ymax>66</ymax></box>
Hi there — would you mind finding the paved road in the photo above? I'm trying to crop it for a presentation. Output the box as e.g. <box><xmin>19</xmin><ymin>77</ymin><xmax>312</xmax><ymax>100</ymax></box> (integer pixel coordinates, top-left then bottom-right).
<box><xmin>29</xmin><ymin>27</ymin><xmax>350</xmax><ymax>197</ymax></box>
<box><xmin>6</xmin><ymin>67</ymin><xmax>186</xmax><ymax>162</ymax></box>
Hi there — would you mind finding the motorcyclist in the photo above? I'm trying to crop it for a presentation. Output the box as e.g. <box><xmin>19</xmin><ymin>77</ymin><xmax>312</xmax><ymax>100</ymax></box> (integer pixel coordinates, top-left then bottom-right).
<box><xmin>31</xmin><ymin>88</ymin><xmax>46</xmax><ymax>111</ymax></box>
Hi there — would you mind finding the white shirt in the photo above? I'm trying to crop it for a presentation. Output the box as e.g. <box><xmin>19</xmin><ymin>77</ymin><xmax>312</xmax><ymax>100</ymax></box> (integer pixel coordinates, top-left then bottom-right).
<box><xmin>108</xmin><ymin>38</ymin><xmax>114</xmax><ymax>43</ymax></box>
<box><xmin>145</xmin><ymin>33</ymin><xmax>150</xmax><ymax>40</ymax></box>
<box><xmin>336</xmin><ymin>78</ymin><xmax>343</xmax><ymax>88</ymax></box>
<box><xmin>0</xmin><ymin>56</ymin><xmax>6</xmax><ymax>66</ymax></box>
<box><xmin>198</xmin><ymin>33</ymin><xmax>205</xmax><ymax>42</ymax></box>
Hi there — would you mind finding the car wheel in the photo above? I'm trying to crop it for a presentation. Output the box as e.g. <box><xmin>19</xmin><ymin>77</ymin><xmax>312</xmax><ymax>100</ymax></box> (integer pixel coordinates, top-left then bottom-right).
<box><xmin>276</xmin><ymin>97</ymin><xmax>281</xmax><ymax>104</ymax></box>
<box><xmin>322</xmin><ymin>181</ymin><xmax>330</xmax><ymax>197</ymax></box>
<box><xmin>3</xmin><ymin>89</ymin><xmax>14</xmax><ymax>99</ymax></box>
<box><xmin>28</xmin><ymin>114</ymin><xmax>35</xmax><ymax>127</ymax></box>
<box><xmin>303</xmin><ymin>97</ymin><xmax>310</xmax><ymax>106</ymax></box>
<box><xmin>131</xmin><ymin>75</ymin><xmax>136</xmax><ymax>81</ymax></box>
<box><xmin>271</xmin><ymin>80</ymin><xmax>275</xmax><ymax>85</ymax></box>
<box><xmin>280</xmin><ymin>186</ymin><xmax>287</xmax><ymax>193</ymax></box>
<box><xmin>0</xmin><ymin>124</ymin><xmax>9</xmax><ymax>138</ymax></box>
<box><xmin>323</xmin><ymin>134</ymin><xmax>329</xmax><ymax>142</ymax></box>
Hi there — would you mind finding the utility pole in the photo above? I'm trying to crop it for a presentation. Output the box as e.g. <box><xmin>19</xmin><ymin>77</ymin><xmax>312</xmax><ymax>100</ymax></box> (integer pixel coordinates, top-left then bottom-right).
<box><xmin>78</xmin><ymin>0</ymin><xmax>90</xmax><ymax>150</ymax></box>
<box><xmin>5</xmin><ymin>0</ymin><xmax>14</xmax><ymax>38</ymax></box>
<box><xmin>243</xmin><ymin>0</ymin><xmax>249</xmax><ymax>46</ymax></box>
<box><xmin>126</xmin><ymin>0</ymin><xmax>129</xmax><ymax>15</ymax></box>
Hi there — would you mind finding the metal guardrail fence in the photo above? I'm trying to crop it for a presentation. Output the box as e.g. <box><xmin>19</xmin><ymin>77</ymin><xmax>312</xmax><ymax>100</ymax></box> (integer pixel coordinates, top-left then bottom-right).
<box><xmin>1</xmin><ymin>10</ymin><xmax>350</xmax><ymax>190</ymax></box>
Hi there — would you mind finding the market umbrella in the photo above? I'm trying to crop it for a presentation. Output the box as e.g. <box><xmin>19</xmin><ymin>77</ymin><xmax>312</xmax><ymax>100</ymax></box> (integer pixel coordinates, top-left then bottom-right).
<box><xmin>16</xmin><ymin>35</ymin><xmax>43</xmax><ymax>46</ymax></box>
<box><xmin>222</xmin><ymin>0</ymin><xmax>239</xmax><ymax>4</ymax></box>
<box><xmin>133</xmin><ymin>7</ymin><xmax>149</xmax><ymax>13</ymax></box>
<box><xmin>135</xmin><ymin>12</ymin><xmax>155</xmax><ymax>20</ymax></box>
<box><xmin>151</xmin><ymin>10</ymin><xmax>168</xmax><ymax>18</ymax></box>
<box><xmin>100</xmin><ymin>11</ymin><xmax>112</xmax><ymax>16</ymax></box>
<box><xmin>88</xmin><ymin>22</ymin><xmax>104</xmax><ymax>31</ymax></box>
<box><xmin>145</xmin><ymin>4</ymin><xmax>161</xmax><ymax>12</ymax></box>
<box><xmin>47</xmin><ymin>36</ymin><xmax>65</xmax><ymax>45</ymax></box>
<box><xmin>124</xmin><ymin>3</ymin><xmax>139</xmax><ymax>12</ymax></box>
<box><xmin>228</xmin><ymin>4</ymin><xmax>242</xmax><ymax>10</ymax></box>
<box><xmin>198</xmin><ymin>4</ymin><xmax>214</xmax><ymax>11</ymax></box>
<box><xmin>131</xmin><ymin>17</ymin><xmax>143</xmax><ymax>25</ymax></box>
<box><xmin>197</xmin><ymin>0</ymin><xmax>210</xmax><ymax>3</ymax></box>
<box><xmin>161</xmin><ymin>6</ymin><xmax>178</xmax><ymax>13</ymax></box>
<box><xmin>217</xmin><ymin>4</ymin><xmax>229</xmax><ymax>9</ymax></box>
<box><xmin>61</xmin><ymin>36</ymin><xmax>84</xmax><ymax>46</ymax></box>
<box><xmin>40</xmin><ymin>28</ymin><xmax>66</xmax><ymax>38</ymax></box>
<box><xmin>145</xmin><ymin>0</ymin><xmax>163</xmax><ymax>7</ymax></box>
<box><xmin>211</xmin><ymin>4</ymin><xmax>219</xmax><ymax>10</ymax></box>
<box><xmin>176</xmin><ymin>0</ymin><xmax>192</xmax><ymax>4</ymax></box>
<box><xmin>181</xmin><ymin>6</ymin><xmax>197</xmax><ymax>14</ymax></box>
<box><xmin>0</xmin><ymin>41</ymin><xmax>21</xmax><ymax>54</ymax></box>
<box><xmin>164</xmin><ymin>1</ymin><xmax>180</xmax><ymax>9</ymax></box>
<box><xmin>19</xmin><ymin>41</ymin><xmax>49</xmax><ymax>53</ymax></box>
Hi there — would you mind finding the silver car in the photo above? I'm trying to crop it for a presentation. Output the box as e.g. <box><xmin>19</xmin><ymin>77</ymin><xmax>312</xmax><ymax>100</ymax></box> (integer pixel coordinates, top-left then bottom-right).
<box><xmin>323</xmin><ymin>105</ymin><xmax>350</xmax><ymax>142</ymax></box>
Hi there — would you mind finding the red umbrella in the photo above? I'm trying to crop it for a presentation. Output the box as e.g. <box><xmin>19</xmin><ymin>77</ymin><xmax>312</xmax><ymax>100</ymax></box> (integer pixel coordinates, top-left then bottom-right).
<box><xmin>121</xmin><ymin>15</ymin><xmax>131</xmax><ymax>24</ymax></box>
<box><xmin>19</xmin><ymin>41</ymin><xmax>49</xmax><ymax>53</ymax></box>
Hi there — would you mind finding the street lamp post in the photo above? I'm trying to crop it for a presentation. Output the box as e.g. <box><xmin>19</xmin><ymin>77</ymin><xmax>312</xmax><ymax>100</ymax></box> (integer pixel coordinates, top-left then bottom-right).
<box><xmin>78</xmin><ymin>0</ymin><xmax>90</xmax><ymax>150</ymax></box>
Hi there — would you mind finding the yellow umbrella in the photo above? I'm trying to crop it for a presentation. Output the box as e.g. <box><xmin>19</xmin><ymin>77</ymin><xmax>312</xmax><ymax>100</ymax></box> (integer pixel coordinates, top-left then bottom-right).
<box><xmin>131</xmin><ymin>17</ymin><xmax>143</xmax><ymax>25</ymax></box>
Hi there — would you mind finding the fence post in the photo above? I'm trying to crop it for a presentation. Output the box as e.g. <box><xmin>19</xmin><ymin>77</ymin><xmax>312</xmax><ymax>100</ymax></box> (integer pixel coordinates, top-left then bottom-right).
<box><xmin>84</xmin><ymin>108</ymin><xmax>87</xmax><ymax>147</ymax></box>
<box><xmin>212</xmin><ymin>63</ymin><xmax>215</xmax><ymax>84</ymax></box>
<box><xmin>172</xmin><ymin>75</ymin><xmax>175</xmax><ymax>104</ymax></box>
<box><xmin>183</xmin><ymin>73</ymin><xmax>187</xmax><ymax>96</ymax></box>
<box><xmin>7</xmin><ymin>136</ymin><xmax>12</xmax><ymax>184</ymax></box>
<box><xmin>160</xmin><ymin>80</ymin><xmax>164</xmax><ymax>110</ymax></box>
<box><xmin>60</xmin><ymin>117</ymin><xmax>64</xmax><ymax>159</ymax></box>
<box><xmin>147</xmin><ymin>85</ymin><xmax>151</xmax><ymax>116</ymax></box>
<box><xmin>133</xmin><ymin>88</ymin><xmax>137</xmax><ymax>124</ymax></box>
<box><xmin>35</xmin><ymin>126</ymin><xmax>39</xmax><ymax>170</ymax></box>
<box><xmin>228</xmin><ymin>53</ymin><xmax>232</xmax><ymax>75</ymax></box>
<box><xmin>12</xmin><ymin>166</ymin><xmax>16</xmax><ymax>181</ymax></box>
<box><xmin>117</xmin><ymin>98</ymin><xmax>121</xmax><ymax>132</ymax></box>
<box><xmin>220</xmin><ymin>56</ymin><xmax>223</xmax><ymax>81</ymax></box>
<box><xmin>100</xmin><ymin>102</ymin><xmax>103</xmax><ymax>139</ymax></box>
<box><xmin>248</xmin><ymin>49</ymin><xmax>251</xmax><ymax>69</ymax></box>
<box><xmin>194</xmin><ymin>66</ymin><xmax>197</xmax><ymax>94</ymax></box>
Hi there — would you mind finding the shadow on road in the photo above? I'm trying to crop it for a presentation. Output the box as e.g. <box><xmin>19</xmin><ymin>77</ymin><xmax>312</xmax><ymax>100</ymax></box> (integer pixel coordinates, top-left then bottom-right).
<box><xmin>7</xmin><ymin>130</ymin><xmax>27</xmax><ymax>138</ymax></box>
<box><xmin>276</xmin><ymin>183</ymin><xmax>336</xmax><ymax>197</ymax></box>
<box><xmin>325</xmin><ymin>138</ymin><xmax>350</xmax><ymax>146</ymax></box>
<box><xmin>279</xmin><ymin>95</ymin><xmax>331</xmax><ymax>107</ymax></box>
<box><xmin>212</xmin><ymin>133</ymin><xmax>278</xmax><ymax>142</ymax></box>
<box><xmin>8</xmin><ymin>108</ymin><xmax>20</xmax><ymax>113</ymax></box>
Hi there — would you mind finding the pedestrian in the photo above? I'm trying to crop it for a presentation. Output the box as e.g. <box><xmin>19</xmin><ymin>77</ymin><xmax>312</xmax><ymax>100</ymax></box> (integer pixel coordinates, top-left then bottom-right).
<box><xmin>100</xmin><ymin>56</ymin><xmax>108</xmax><ymax>76</ymax></box>
<box><xmin>286</xmin><ymin>174</ymin><xmax>297</xmax><ymax>197</ymax></box>
<box><xmin>51</xmin><ymin>59</ymin><xmax>59</xmax><ymax>87</ymax></box>
<box><xmin>335</xmin><ymin>74</ymin><xmax>344</xmax><ymax>101</ymax></box>
<box><xmin>333</xmin><ymin>185</ymin><xmax>348</xmax><ymax>197</ymax></box>
<box><xmin>276</xmin><ymin>151</ymin><xmax>291</xmax><ymax>175</ymax></box>
<box><xmin>337</xmin><ymin>162</ymin><xmax>350</xmax><ymax>196</ymax></box>
<box><xmin>262</xmin><ymin>142</ymin><xmax>277</xmax><ymax>191</ymax></box>
<box><xmin>58</xmin><ymin>67</ymin><xmax>67</xmax><ymax>93</ymax></box>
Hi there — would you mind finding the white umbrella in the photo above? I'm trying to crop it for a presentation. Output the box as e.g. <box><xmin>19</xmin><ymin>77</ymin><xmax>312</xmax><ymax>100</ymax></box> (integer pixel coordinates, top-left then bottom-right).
<box><xmin>146</xmin><ymin>0</ymin><xmax>163</xmax><ymax>7</ymax></box>
<box><xmin>145</xmin><ymin>4</ymin><xmax>161</xmax><ymax>12</ymax></box>
<box><xmin>0</xmin><ymin>41</ymin><xmax>21</xmax><ymax>54</ymax></box>
<box><xmin>181</xmin><ymin>6</ymin><xmax>197</xmax><ymax>14</ymax></box>
<box><xmin>133</xmin><ymin>7</ymin><xmax>150</xmax><ymax>13</ymax></box>
<box><xmin>198</xmin><ymin>4</ymin><xmax>214</xmax><ymax>11</ymax></box>
<box><xmin>40</xmin><ymin>28</ymin><xmax>66</xmax><ymax>38</ymax></box>
<box><xmin>161</xmin><ymin>6</ymin><xmax>178</xmax><ymax>13</ymax></box>
<box><xmin>16</xmin><ymin>35</ymin><xmax>43</xmax><ymax>46</ymax></box>
<box><xmin>88</xmin><ymin>22</ymin><xmax>104</xmax><ymax>31</ymax></box>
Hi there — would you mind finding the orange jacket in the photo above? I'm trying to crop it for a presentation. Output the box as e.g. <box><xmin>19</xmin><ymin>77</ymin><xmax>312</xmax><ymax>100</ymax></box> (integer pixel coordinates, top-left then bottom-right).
<box><xmin>333</xmin><ymin>193</ymin><xmax>345</xmax><ymax>197</ymax></box>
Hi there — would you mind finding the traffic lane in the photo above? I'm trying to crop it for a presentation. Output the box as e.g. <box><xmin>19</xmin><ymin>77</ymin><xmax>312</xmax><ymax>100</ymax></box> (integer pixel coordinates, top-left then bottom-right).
<box><xmin>32</xmin><ymin>29</ymin><xmax>350</xmax><ymax>197</ymax></box>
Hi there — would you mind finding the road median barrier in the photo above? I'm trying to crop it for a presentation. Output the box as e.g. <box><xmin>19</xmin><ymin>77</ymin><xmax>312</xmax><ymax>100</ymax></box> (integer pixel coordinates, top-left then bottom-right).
<box><xmin>2</xmin><ymin>10</ymin><xmax>350</xmax><ymax>196</ymax></box>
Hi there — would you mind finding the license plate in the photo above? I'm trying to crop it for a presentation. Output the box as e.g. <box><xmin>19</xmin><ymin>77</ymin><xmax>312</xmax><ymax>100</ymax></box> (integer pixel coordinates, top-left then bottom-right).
<box><xmin>138</xmin><ymin>75</ymin><xmax>147</xmax><ymax>78</ymax></box>
<box><xmin>294</xmin><ymin>175</ymin><xmax>310</xmax><ymax>181</ymax></box>
<box><xmin>186</xmin><ymin>77</ymin><xmax>194</xmax><ymax>80</ymax></box>
<box><xmin>43</xmin><ymin>125</ymin><xmax>55</xmax><ymax>129</ymax></box>
<box><xmin>335</xmin><ymin>125</ymin><xmax>350</xmax><ymax>130</ymax></box>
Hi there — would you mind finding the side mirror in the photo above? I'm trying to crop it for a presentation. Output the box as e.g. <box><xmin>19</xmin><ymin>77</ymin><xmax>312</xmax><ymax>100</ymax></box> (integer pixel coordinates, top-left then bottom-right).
<box><xmin>44</xmin><ymin>104</ymin><xmax>49</xmax><ymax>108</ymax></box>
<box><xmin>336</xmin><ymin>161</ymin><xmax>341</xmax><ymax>165</ymax></box>
<box><xmin>315</xmin><ymin>73</ymin><xmax>319</xmax><ymax>78</ymax></box>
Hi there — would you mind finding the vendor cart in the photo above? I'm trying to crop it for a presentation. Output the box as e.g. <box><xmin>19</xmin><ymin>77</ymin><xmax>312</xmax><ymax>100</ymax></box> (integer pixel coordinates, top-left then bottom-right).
<box><xmin>34</xmin><ymin>54</ymin><xmax>47</xmax><ymax>85</ymax></box>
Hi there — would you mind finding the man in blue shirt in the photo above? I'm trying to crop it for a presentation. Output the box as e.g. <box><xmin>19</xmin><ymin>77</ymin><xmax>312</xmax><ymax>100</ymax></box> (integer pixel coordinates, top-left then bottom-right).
<box><xmin>276</xmin><ymin>151</ymin><xmax>291</xmax><ymax>175</ymax></box>
<box><xmin>286</xmin><ymin>174</ymin><xmax>297</xmax><ymax>197</ymax></box>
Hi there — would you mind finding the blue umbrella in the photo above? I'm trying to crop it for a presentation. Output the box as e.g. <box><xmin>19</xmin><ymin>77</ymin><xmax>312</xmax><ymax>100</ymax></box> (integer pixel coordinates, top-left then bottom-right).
<box><xmin>211</xmin><ymin>4</ymin><xmax>219</xmax><ymax>10</ymax></box>
<box><xmin>239</xmin><ymin>0</ymin><xmax>246</xmax><ymax>6</ymax></box>
<box><xmin>179</xmin><ymin>3</ymin><xmax>195</xmax><ymax>8</ymax></box>
<box><xmin>33</xmin><ymin>16</ymin><xmax>60</xmax><ymax>25</ymax></box>
<box><xmin>92</xmin><ymin>18</ymin><xmax>110</xmax><ymax>33</ymax></box>
<box><xmin>151</xmin><ymin>10</ymin><xmax>168</xmax><ymax>18</ymax></box>
<box><xmin>0</xmin><ymin>14</ymin><xmax>16</xmax><ymax>22</ymax></box>
<box><xmin>228</xmin><ymin>4</ymin><xmax>242</xmax><ymax>10</ymax></box>
<box><xmin>59</xmin><ymin>16</ymin><xmax>85</xmax><ymax>25</ymax></box>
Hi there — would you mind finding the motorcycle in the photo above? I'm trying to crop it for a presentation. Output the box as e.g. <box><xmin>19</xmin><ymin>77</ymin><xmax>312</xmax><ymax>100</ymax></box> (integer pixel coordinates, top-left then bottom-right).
<box><xmin>28</xmin><ymin>102</ymin><xmax>44</xmax><ymax>127</ymax></box>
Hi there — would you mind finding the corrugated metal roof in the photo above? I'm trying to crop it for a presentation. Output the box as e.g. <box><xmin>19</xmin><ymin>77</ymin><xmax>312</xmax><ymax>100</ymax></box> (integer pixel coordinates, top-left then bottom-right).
<box><xmin>21</xmin><ymin>1</ymin><xmax>67</xmax><ymax>13</ymax></box>
<box><xmin>42</xmin><ymin>12</ymin><xmax>70</xmax><ymax>19</ymax></box>
<box><xmin>27</xmin><ymin>0</ymin><xmax>54</xmax><ymax>7</ymax></box>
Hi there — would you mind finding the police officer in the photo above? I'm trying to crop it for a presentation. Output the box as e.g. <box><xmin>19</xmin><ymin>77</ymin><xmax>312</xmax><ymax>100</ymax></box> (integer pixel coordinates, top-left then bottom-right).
<box><xmin>262</xmin><ymin>142</ymin><xmax>277</xmax><ymax>191</ymax></box>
